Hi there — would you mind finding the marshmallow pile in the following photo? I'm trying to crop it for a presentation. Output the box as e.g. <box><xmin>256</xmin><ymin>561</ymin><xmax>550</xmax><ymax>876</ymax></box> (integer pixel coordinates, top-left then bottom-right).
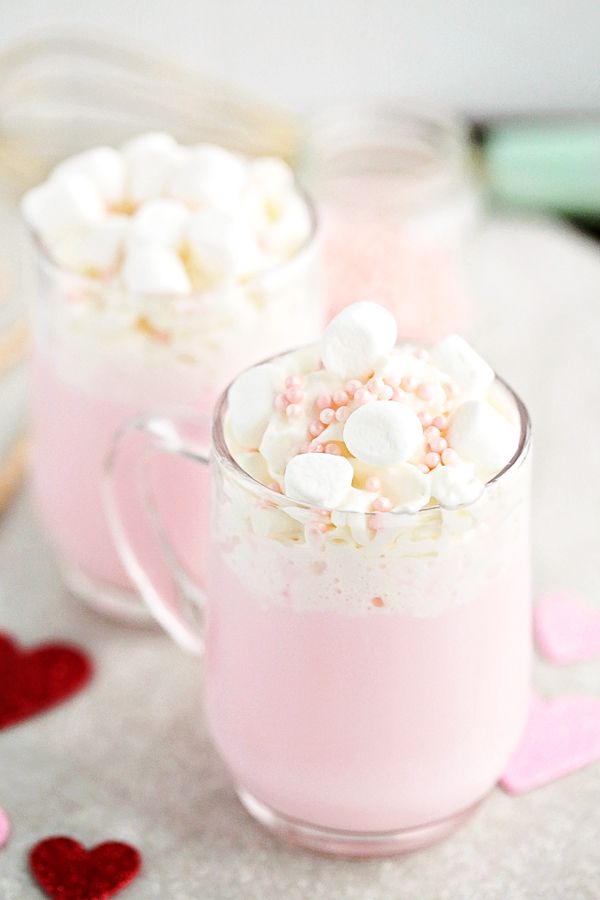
<box><xmin>21</xmin><ymin>133</ymin><xmax>311</xmax><ymax>292</ymax></box>
<box><xmin>225</xmin><ymin>302</ymin><xmax>520</xmax><ymax>541</ymax></box>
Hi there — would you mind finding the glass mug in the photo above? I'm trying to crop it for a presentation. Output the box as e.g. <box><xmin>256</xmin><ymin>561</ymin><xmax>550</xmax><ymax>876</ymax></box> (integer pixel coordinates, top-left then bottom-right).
<box><xmin>27</xmin><ymin>207</ymin><xmax>320</xmax><ymax>622</ymax></box>
<box><xmin>104</xmin><ymin>354</ymin><xmax>532</xmax><ymax>857</ymax></box>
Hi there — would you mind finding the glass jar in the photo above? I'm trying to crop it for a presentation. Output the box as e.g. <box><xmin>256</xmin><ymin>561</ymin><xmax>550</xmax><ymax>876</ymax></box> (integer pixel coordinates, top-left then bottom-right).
<box><xmin>301</xmin><ymin>105</ymin><xmax>480</xmax><ymax>340</ymax></box>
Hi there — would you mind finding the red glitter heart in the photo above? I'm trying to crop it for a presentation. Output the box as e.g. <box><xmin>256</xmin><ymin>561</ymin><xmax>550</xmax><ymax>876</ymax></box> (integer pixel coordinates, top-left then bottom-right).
<box><xmin>30</xmin><ymin>837</ymin><xmax>141</xmax><ymax>900</ymax></box>
<box><xmin>0</xmin><ymin>633</ymin><xmax>92</xmax><ymax>730</ymax></box>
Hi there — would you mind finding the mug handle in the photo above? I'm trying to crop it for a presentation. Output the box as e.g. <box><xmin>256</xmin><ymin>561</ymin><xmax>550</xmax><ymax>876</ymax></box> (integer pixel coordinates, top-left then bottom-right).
<box><xmin>103</xmin><ymin>409</ymin><xmax>209</xmax><ymax>655</ymax></box>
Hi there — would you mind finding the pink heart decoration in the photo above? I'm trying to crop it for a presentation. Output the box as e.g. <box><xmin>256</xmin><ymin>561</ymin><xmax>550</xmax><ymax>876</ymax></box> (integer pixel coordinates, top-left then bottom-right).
<box><xmin>500</xmin><ymin>694</ymin><xmax>600</xmax><ymax>794</ymax></box>
<box><xmin>535</xmin><ymin>592</ymin><xmax>600</xmax><ymax>664</ymax></box>
<box><xmin>0</xmin><ymin>807</ymin><xmax>10</xmax><ymax>848</ymax></box>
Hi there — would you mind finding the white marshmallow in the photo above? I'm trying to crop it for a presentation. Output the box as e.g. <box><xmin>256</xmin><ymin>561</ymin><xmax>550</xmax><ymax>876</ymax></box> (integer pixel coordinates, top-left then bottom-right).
<box><xmin>430</xmin><ymin>335</ymin><xmax>494</xmax><ymax>400</ymax></box>
<box><xmin>121</xmin><ymin>243</ymin><xmax>191</xmax><ymax>294</ymax></box>
<box><xmin>52</xmin><ymin>146</ymin><xmax>125</xmax><ymax>205</ymax></box>
<box><xmin>447</xmin><ymin>400</ymin><xmax>519</xmax><ymax>478</ymax></box>
<box><xmin>131</xmin><ymin>199</ymin><xmax>190</xmax><ymax>249</ymax></box>
<box><xmin>186</xmin><ymin>210</ymin><xmax>259</xmax><ymax>282</ymax></box>
<box><xmin>343</xmin><ymin>401</ymin><xmax>422</xmax><ymax>466</ymax></box>
<box><xmin>53</xmin><ymin>216</ymin><xmax>129</xmax><ymax>274</ymax></box>
<box><xmin>284</xmin><ymin>453</ymin><xmax>354</xmax><ymax>509</ymax></box>
<box><xmin>228</xmin><ymin>363</ymin><xmax>279</xmax><ymax>449</ymax></box>
<box><xmin>21</xmin><ymin>173</ymin><xmax>104</xmax><ymax>245</ymax></box>
<box><xmin>168</xmin><ymin>144</ymin><xmax>246</xmax><ymax>212</ymax></box>
<box><xmin>429</xmin><ymin>464</ymin><xmax>484</xmax><ymax>508</ymax></box>
<box><xmin>322</xmin><ymin>302</ymin><xmax>398</xmax><ymax>379</ymax></box>
<box><xmin>122</xmin><ymin>132</ymin><xmax>184</xmax><ymax>205</ymax></box>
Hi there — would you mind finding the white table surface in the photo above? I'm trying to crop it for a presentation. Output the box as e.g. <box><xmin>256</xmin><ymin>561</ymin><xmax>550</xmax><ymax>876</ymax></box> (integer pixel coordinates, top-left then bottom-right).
<box><xmin>1</xmin><ymin>217</ymin><xmax>600</xmax><ymax>899</ymax></box>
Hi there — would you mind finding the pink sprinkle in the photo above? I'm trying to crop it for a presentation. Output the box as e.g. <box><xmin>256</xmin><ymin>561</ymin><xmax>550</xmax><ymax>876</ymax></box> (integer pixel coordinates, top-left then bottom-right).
<box><xmin>285</xmin><ymin>375</ymin><xmax>302</xmax><ymax>389</ymax></box>
<box><xmin>424</xmin><ymin>451</ymin><xmax>441</xmax><ymax>469</ymax></box>
<box><xmin>325</xmin><ymin>442</ymin><xmax>342</xmax><ymax>455</ymax></box>
<box><xmin>432</xmin><ymin>415</ymin><xmax>448</xmax><ymax>431</ymax></box>
<box><xmin>333</xmin><ymin>390</ymin><xmax>349</xmax><ymax>407</ymax></box>
<box><xmin>275</xmin><ymin>394</ymin><xmax>287</xmax><ymax>412</ymax></box>
<box><xmin>416</xmin><ymin>382</ymin><xmax>435</xmax><ymax>401</ymax></box>
<box><xmin>285</xmin><ymin>386</ymin><xmax>304</xmax><ymax>403</ymax></box>
<box><xmin>345</xmin><ymin>379</ymin><xmax>363</xmax><ymax>396</ymax></box>
<box><xmin>442</xmin><ymin>448</ymin><xmax>460</xmax><ymax>466</ymax></box>
<box><xmin>319</xmin><ymin>407</ymin><xmax>335</xmax><ymax>425</ymax></box>
<box><xmin>417</xmin><ymin>463</ymin><xmax>430</xmax><ymax>474</ymax></box>
<box><xmin>309</xmin><ymin>419</ymin><xmax>325</xmax><ymax>437</ymax></box>
<box><xmin>424</xmin><ymin>426</ymin><xmax>441</xmax><ymax>443</ymax></box>
<box><xmin>373</xmin><ymin>496</ymin><xmax>392</xmax><ymax>512</ymax></box>
<box><xmin>429</xmin><ymin>435</ymin><xmax>448</xmax><ymax>453</ymax></box>
<box><xmin>365</xmin><ymin>476</ymin><xmax>382</xmax><ymax>492</ymax></box>
<box><xmin>401</xmin><ymin>375</ymin><xmax>417</xmax><ymax>392</ymax></box>
<box><xmin>355</xmin><ymin>388</ymin><xmax>374</xmax><ymax>405</ymax></box>
<box><xmin>286</xmin><ymin>403</ymin><xmax>301</xmax><ymax>417</ymax></box>
<box><xmin>316</xmin><ymin>393</ymin><xmax>332</xmax><ymax>410</ymax></box>
<box><xmin>418</xmin><ymin>411</ymin><xmax>433</xmax><ymax>427</ymax></box>
<box><xmin>335</xmin><ymin>406</ymin><xmax>350</xmax><ymax>423</ymax></box>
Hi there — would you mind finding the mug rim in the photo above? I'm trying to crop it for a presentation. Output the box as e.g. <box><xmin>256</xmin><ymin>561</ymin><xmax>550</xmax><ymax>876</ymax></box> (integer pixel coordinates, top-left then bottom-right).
<box><xmin>210</xmin><ymin>346</ymin><xmax>532</xmax><ymax>517</ymax></box>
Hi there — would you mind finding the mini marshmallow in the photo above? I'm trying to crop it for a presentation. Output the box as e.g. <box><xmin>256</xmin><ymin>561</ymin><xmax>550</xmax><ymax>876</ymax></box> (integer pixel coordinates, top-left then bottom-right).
<box><xmin>430</xmin><ymin>335</ymin><xmax>494</xmax><ymax>400</ymax></box>
<box><xmin>186</xmin><ymin>210</ymin><xmax>260</xmax><ymax>282</ymax></box>
<box><xmin>122</xmin><ymin>132</ymin><xmax>184</xmax><ymax>205</ymax></box>
<box><xmin>21</xmin><ymin>173</ymin><xmax>104</xmax><ymax>245</ymax></box>
<box><xmin>121</xmin><ymin>243</ymin><xmax>191</xmax><ymax>294</ymax></box>
<box><xmin>131</xmin><ymin>199</ymin><xmax>190</xmax><ymax>249</ymax></box>
<box><xmin>447</xmin><ymin>400</ymin><xmax>519</xmax><ymax>478</ymax></box>
<box><xmin>52</xmin><ymin>146</ymin><xmax>125</xmax><ymax>205</ymax></box>
<box><xmin>321</xmin><ymin>302</ymin><xmax>398</xmax><ymax>379</ymax></box>
<box><xmin>228</xmin><ymin>363</ymin><xmax>280</xmax><ymax>449</ymax></box>
<box><xmin>343</xmin><ymin>401</ymin><xmax>422</xmax><ymax>466</ymax></box>
<box><xmin>53</xmin><ymin>216</ymin><xmax>129</xmax><ymax>274</ymax></box>
<box><xmin>284</xmin><ymin>453</ymin><xmax>354</xmax><ymax>508</ymax></box>
<box><xmin>168</xmin><ymin>144</ymin><xmax>246</xmax><ymax>212</ymax></box>
<box><xmin>429</xmin><ymin>463</ymin><xmax>484</xmax><ymax>508</ymax></box>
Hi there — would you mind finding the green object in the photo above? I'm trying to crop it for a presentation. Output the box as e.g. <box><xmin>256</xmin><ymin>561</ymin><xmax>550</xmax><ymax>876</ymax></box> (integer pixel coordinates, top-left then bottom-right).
<box><xmin>485</xmin><ymin>122</ymin><xmax>600</xmax><ymax>218</ymax></box>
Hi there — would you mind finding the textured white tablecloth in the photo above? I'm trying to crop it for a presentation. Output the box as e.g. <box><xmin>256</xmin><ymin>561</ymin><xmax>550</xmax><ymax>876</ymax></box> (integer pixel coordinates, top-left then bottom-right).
<box><xmin>1</xmin><ymin>218</ymin><xmax>599</xmax><ymax>899</ymax></box>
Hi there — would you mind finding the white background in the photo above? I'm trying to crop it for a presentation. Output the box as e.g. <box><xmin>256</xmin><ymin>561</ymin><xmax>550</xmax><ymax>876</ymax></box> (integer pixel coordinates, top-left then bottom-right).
<box><xmin>0</xmin><ymin>0</ymin><xmax>598</xmax><ymax>116</ymax></box>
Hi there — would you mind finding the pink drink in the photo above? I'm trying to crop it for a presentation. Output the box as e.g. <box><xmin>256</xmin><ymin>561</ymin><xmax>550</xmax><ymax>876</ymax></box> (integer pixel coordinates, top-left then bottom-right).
<box><xmin>31</xmin><ymin>351</ymin><xmax>210</xmax><ymax>602</ymax></box>
<box><xmin>204</xmin><ymin>458</ymin><xmax>530</xmax><ymax>835</ymax></box>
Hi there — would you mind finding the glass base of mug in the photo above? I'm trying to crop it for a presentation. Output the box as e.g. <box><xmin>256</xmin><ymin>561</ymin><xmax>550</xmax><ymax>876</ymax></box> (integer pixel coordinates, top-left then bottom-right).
<box><xmin>237</xmin><ymin>787</ymin><xmax>479</xmax><ymax>858</ymax></box>
<box><xmin>61</xmin><ymin>562</ymin><xmax>155</xmax><ymax>626</ymax></box>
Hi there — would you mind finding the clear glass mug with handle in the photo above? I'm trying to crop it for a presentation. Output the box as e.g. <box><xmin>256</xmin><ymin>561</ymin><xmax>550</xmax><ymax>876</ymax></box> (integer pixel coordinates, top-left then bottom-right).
<box><xmin>104</xmin><ymin>354</ymin><xmax>532</xmax><ymax>857</ymax></box>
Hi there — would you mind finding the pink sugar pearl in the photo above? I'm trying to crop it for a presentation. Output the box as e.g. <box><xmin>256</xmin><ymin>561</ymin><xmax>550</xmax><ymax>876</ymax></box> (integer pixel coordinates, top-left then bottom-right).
<box><xmin>417</xmin><ymin>463</ymin><xmax>430</xmax><ymax>474</ymax></box>
<box><xmin>373</xmin><ymin>496</ymin><xmax>392</xmax><ymax>512</ymax></box>
<box><xmin>309</xmin><ymin>420</ymin><xmax>325</xmax><ymax>437</ymax></box>
<box><xmin>392</xmin><ymin>387</ymin><xmax>407</xmax><ymax>402</ymax></box>
<box><xmin>335</xmin><ymin>406</ymin><xmax>350</xmax><ymax>423</ymax></box>
<box><xmin>418</xmin><ymin>411</ymin><xmax>433</xmax><ymax>427</ymax></box>
<box><xmin>424</xmin><ymin>452</ymin><xmax>441</xmax><ymax>469</ymax></box>
<box><xmin>345</xmin><ymin>379</ymin><xmax>363</xmax><ymax>396</ymax></box>
<box><xmin>416</xmin><ymin>382</ymin><xmax>435</xmax><ymax>401</ymax></box>
<box><xmin>275</xmin><ymin>394</ymin><xmax>287</xmax><ymax>412</ymax></box>
<box><xmin>429</xmin><ymin>435</ymin><xmax>448</xmax><ymax>453</ymax></box>
<box><xmin>432</xmin><ymin>415</ymin><xmax>448</xmax><ymax>431</ymax></box>
<box><xmin>424</xmin><ymin>426</ymin><xmax>441</xmax><ymax>443</ymax></box>
<box><xmin>367</xmin><ymin>377</ymin><xmax>386</xmax><ymax>395</ymax></box>
<box><xmin>354</xmin><ymin>388</ymin><xmax>374</xmax><ymax>405</ymax></box>
<box><xmin>365</xmin><ymin>476</ymin><xmax>382</xmax><ymax>492</ymax></box>
<box><xmin>442</xmin><ymin>448</ymin><xmax>460</xmax><ymax>466</ymax></box>
<box><xmin>285</xmin><ymin>386</ymin><xmax>304</xmax><ymax>403</ymax></box>
<box><xmin>325</xmin><ymin>442</ymin><xmax>342</xmax><ymax>455</ymax></box>
<box><xmin>319</xmin><ymin>407</ymin><xmax>335</xmax><ymax>425</ymax></box>
<box><xmin>285</xmin><ymin>375</ymin><xmax>302</xmax><ymax>389</ymax></box>
<box><xmin>311</xmin><ymin>442</ymin><xmax>324</xmax><ymax>453</ymax></box>
<box><xmin>316</xmin><ymin>393</ymin><xmax>332</xmax><ymax>410</ymax></box>
<box><xmin>333</xmin><ymin>390</ymin><xmax>349</xmax><ymax>407</ymax></box>
<box><xmin>379</xmin><ymin>385</ymin><xmax>394</xmax><ymax>401</ymax></box>
<box><xmin>286</xmin><ymin>403</ymin><xmax>302</xmax><ymax>417</ymax></box>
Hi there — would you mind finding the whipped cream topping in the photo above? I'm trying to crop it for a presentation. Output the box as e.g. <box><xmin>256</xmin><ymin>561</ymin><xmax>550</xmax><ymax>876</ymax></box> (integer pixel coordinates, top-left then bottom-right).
<box><xmin>224</xmin><ymin>303</ymin><xmax>521</xmax><ymax>537</ymax></box>
<box><xmin>22</xmin><ymin>133</ymin><xmax>312</xmax><ymax>290</ymax></box>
